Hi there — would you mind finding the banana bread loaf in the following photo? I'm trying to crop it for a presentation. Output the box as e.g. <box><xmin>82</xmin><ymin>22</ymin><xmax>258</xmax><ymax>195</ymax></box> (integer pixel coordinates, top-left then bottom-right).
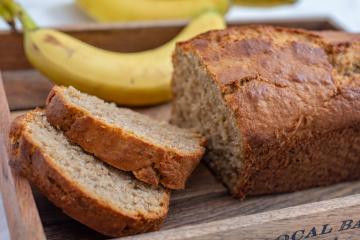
<box><xmin>171</xmin><ymin>26</ymin><xmax>360</xmax><ymax>198</ymax></box>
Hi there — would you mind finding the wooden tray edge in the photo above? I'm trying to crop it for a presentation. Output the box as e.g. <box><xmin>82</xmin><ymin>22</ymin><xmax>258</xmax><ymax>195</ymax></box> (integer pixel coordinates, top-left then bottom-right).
<box><xmin>124</xmin><ymin>194</ymin><xmax>360</xmax><ymax>240</ymax></box>
<box><xmin>0</xmin><ymin>71</ymin><xmax>45</xmax><ymax>240</ymax></box>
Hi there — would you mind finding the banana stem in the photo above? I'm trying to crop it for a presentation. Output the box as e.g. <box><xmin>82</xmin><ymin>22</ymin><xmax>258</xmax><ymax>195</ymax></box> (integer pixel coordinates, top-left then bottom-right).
<box><xmin>0</xmin><ymin>3</ymin><xmax>15</xmax><ymax>29</ymax></box>
<box><xmin>1</xmin><ymin>0</ymin><xmax>38</xmax><ymax>31</ymax></box>
<box><xmin>0</xmin><ymin>3</ymin><xmax>12</xmax><ymax>20</ymax></box>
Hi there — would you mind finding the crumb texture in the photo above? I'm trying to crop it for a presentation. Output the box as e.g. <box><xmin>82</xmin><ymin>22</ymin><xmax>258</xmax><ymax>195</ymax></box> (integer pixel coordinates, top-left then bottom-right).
<box><xmin>26</xmin><ymin>111</ymin><xmax>167</xmax><ymax>215</ymax></box>
<box><xmin>64</xmin><ymin>86</ymin><xmax>202</xmax><ymax>153</ymax></box>
<box><xmin>171</xmin><ymin>51</ymin><xmax>242</xmax><ymax>188</ymax></box>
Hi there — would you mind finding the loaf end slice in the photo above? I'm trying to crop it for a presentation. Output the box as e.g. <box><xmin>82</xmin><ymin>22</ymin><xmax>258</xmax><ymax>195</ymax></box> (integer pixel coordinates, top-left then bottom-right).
<box><xmin>9</xmin><ymin>110</ymin><xmax>170</xmax><ymax>237</ymax></box>
<box><xmin>45</xmin><ymin>86</ymin><xmax>206</xmax><ymax>189</ymax></box>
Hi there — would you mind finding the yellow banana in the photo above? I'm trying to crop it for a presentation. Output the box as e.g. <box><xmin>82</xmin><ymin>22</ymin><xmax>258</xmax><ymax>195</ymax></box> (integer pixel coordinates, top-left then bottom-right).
<box><xmin>2</xmin><ymin>1</ymin><xmax>226</xmax><ymax>106</ymax></box>
<box><xmin>76</xmin><ymin>0</ymin><xmax>230</xmax><ymax>22</ymax></box>
<box><xmin>233</xmin><ymin>0</ymin><xmax>295</xmax><ymax>7</ymax></box>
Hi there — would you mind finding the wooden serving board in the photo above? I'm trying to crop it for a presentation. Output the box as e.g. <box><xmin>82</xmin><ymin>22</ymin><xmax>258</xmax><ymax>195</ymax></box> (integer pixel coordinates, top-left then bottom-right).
<box><xmin>1</xmin><ymin>18</ymin><xmax>360</xmax><ymax>240</ymax></box>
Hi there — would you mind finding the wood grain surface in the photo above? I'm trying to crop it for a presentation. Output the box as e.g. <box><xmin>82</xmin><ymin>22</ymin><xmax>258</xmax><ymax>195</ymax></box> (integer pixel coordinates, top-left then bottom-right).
<box><xmin>0</xmin><ymin>73</ymin><xmax>46</xmax><ymax>240</ymax></box>
<box><xmin>3</xmin><ymin>70</ymin><xmax>53</xmax><ymax>111</ymax></box>
<box><xmin>123</xmin><ymin>194</ymin><xmax>360</xmax><ymax>240</ymax></box>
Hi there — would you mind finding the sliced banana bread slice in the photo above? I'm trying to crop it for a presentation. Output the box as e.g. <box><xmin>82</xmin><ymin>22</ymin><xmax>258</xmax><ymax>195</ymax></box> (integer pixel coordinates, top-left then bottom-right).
<box><xmin>9</xmin><ymin>110</ymin><xmax>170</xmax><ymax>237</ymax></box>
<box><xmin>45</xmin><ymin>86</ymin><xmax>206</xmax><ymax>189</ymax></box>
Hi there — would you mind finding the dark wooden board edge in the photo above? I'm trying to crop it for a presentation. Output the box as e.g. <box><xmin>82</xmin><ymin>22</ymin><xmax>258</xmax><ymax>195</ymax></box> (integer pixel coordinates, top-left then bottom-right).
<box><xmin>0</xmin><ymin>17</ymin><xmax>342</xmax><ymax>71</ymax></box>
<box><xmin>123</xmin><ymin>194</ymin><xmax>360</xmax><ymax>240</ymax></box>
<box><xmin>0</xmin><ymin>71</ymin><xmax>46</xmax><ymax>240</ymax></box>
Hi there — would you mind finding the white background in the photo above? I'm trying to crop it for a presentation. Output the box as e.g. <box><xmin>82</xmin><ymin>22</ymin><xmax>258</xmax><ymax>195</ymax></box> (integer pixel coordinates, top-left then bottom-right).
<box><xmin>0</xmin><ymin>0</ymin><xmax>359</xmax><ymax>31</ymax></box>
<box><xmin>0</xmin><ymin>0</ymin><xmax>359</xmax><ymax>239</ymax></box>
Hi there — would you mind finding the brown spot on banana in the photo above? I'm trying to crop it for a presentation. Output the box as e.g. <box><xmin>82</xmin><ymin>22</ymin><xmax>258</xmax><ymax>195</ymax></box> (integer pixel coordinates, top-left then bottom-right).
<box><xmin>43</xmin><ymin>34</ymin><xmax>75</xmax><ymax>58</ymax></box>
<box><xmin>32</xmin><ymin>43</ymin><xmax>40</xmax><ymax>52</ymax></box>
<box><xmin>43</xmin><ymin>34</ymin><xmax>62</xmax><ymax>46</ymax></box>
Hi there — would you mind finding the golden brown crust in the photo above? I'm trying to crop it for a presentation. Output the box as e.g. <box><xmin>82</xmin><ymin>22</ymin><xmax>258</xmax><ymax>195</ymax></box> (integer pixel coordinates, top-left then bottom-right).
<box><xmin>45</xmin><ymin>86</ymin><xmax>205</xmax><ymax>189</ymax></box>
<box><xmin>175</xmin><ymin>26</ymin><xmax>360</xmax><ymax>198</ymax></box>
<box><xmin>8</xmin><ymin>111</ymin><xmax>170</xmax><ymax>237</ymax></box>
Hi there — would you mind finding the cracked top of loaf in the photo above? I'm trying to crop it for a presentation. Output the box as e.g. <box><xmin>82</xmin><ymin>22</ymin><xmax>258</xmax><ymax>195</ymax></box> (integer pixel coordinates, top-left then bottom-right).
<box><xmin>176</xmin><ymin>26</ymin><xmax>360</xmax><ymax>148</ymax></box>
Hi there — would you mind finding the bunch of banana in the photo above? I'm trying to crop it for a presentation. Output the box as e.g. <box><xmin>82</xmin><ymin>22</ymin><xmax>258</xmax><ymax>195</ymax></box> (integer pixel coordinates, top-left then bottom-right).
<box><xmin>0</xmin><ymin>0</ymin><xmax>226</xmax><ymax>106</ymax></box>
<box><xmin>76</xmin><ymin>0</ymin><xmax>230</xmax><ymax>22</ymax></box>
